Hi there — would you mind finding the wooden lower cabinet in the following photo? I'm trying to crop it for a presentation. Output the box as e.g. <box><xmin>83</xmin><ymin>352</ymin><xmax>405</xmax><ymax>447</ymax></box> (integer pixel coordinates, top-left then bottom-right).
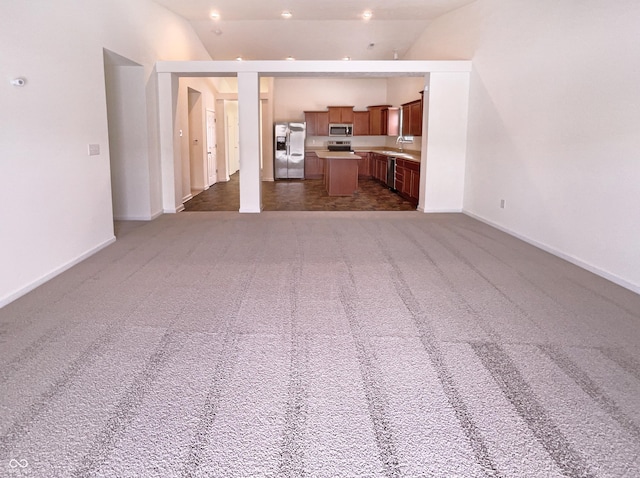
<box><xmin>304</xmin><ymin>151</ymin><xmax>324</xmax><ymax>179</ymax></box>
<box><xmin>308</xmin><ymin>150</ymin><xmax>419</xmax><ymax>205</ymax></box>
<box><xmin>356</xmin><ymin>152</ymin><xmax>370</xmax><ymax>178</ymax></box>
<box><xmin>370</xmin><ymin>153</ymin><xmax>388</xmax><ymax>184</ymax></box>
<box><xmin>324</xmin><ymin>157</ymin><xmax>359</xmax><ymax>196</ymax></box>
<box><xmin>395</xmin><ymin>158</ymin><xmax>420</xmax><ymax>205</ymax></box>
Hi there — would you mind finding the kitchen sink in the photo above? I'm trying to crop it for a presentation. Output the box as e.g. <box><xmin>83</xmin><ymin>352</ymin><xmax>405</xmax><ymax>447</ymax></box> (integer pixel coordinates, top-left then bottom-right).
<box><xmin>379</xmin><ymin>151</ymin><xmax>416</xmax><ymax>159</ymax></box>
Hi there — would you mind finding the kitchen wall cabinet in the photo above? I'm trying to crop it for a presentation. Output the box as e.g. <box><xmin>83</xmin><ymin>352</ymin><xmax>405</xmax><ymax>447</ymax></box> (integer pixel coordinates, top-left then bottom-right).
<box><xmin>304</xmin><ymin>151</ymin><xmax>324</xmax><ymax>179</ymax></box>
<box><xmin>353</xmin><ymin>111</ymin><xmax>370</xmax><ymax>136</ymax></box>
<box><xmin>395</xmin><ymin>158</ymin><xmax>420</xmax><ymax>205</ymax></box>
<box><xmin>304</xmin><ymin>111</ymin><xmax>329</xmax><ymax>136</ymax></box>
<box><xmin>401</xmin><ymin>99</ymin><xmax>423</xmax><ymax>137</ymax></box>
<box><xmin>368</xmin><ymin>105</ymin><xmax>399</xmax><ymax>136</ymax></box>
<box><xmin>328</xmin><ymin>106</ymin><xmax>354</xmax><ymax>124</ymax></box>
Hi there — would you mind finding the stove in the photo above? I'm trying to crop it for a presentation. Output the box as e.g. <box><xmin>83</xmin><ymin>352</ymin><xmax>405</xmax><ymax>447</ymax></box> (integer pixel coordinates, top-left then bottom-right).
<box><xmin>327</xmin><ymin>140</ymin><xmax>352</xmax><ymax>152</ymax></box>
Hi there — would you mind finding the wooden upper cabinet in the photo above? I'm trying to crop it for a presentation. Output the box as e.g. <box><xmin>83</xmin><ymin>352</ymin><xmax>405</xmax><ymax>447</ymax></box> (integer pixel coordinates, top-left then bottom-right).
<box><xmin>304</xmin><ymin>111</ymin><xmax>330</xmax><ymax>136</ymax></box>
<box><xmin>368</xmin><ymin>105</ymin><xmax>399</xmax><ymax>136</ymax></box>
<box><xmin>410</xmin><ymin>101</ymin><xmax>422</xmax><ymax>136</ymax></box>
<box><xmin>384</xmin><ymin>107</ymin><xmax>400</xmax><ymax>136</ymax></box>
<box><xmin>367</xmin><ymin>105</ymin><xmax>386</xmax><ymax>136</ymax></box>
<box><xmin>401</xmin><ymin>99</ymin><xmax>423</xmax><ymax>137</ymax></box>
<box><xmin>328</xmin><ymin>106</ymin><xmax>354</xmax><ymax>124</ymax></box>
<box><xmin>353</xmin><ymin>111</ymin><xmax>370</xmax><ymax>136</ymax></box>
<box><xmin>316</xmin><ymin>111</ymin><xmax>329</xmax><ymax>136</ymax></box>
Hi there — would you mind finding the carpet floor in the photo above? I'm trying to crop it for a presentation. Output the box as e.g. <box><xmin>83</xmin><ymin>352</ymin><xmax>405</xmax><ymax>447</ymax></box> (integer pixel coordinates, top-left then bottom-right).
<box><xmin>1</xmin><ymin>212</ymin><xmax>639</xmax><ymax>477</ymax></box>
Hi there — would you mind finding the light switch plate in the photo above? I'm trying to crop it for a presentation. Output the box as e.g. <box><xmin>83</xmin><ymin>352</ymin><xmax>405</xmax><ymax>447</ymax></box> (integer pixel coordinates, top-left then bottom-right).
<box><xmin>88</xmin><ymin>144</ymin><xmax>100</xmax><ymax>156</ymax></box>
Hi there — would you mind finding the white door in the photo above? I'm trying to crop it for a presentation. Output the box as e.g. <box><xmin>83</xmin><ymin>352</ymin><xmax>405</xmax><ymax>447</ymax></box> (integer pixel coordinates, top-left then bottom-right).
<box><xmin>206</xmin><ymin>109</ymin><xmax>217</xmax><ymax>186</ymax></box>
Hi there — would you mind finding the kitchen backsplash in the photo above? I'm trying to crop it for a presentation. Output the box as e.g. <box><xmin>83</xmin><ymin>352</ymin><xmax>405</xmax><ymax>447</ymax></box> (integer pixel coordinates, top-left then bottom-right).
<box><xmin>305</xmin><ymin>135</ymin><xmax>422</xmax><ymax>152</ymax></box>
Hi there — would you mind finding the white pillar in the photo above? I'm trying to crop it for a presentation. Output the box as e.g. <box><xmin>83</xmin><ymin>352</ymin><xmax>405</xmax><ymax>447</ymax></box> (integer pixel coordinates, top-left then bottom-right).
<box><xmin>420</xmin><ymin>71</ymin><xmax>470</xmax><ymax>213</ymax></box>
<box><xmin>157</xmin><ymin>72</ymin><xmax>182</xmax><ymax>213</ymax></box>
<box><xmin>418</xmin><ymin>73</ymin><xmax>430</xmax><ymax>213</ymax></box>
<box><xmin>237</xmin><ymin>71</ymin><xmax>262</xmax><ymax>213</ymax></box>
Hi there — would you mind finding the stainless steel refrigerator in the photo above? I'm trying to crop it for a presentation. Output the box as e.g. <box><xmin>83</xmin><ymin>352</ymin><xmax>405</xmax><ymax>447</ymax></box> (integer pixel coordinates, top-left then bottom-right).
<box><xmin>274</xmin><ymin>122</ymin><xmax>306</xmax><ymax>179</ymax></box>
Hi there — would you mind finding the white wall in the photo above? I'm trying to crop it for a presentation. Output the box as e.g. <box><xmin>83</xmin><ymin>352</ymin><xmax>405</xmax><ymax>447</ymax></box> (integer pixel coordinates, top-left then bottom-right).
<box><xmin>273</xmin><ymin>78</ymin><xmax>389</xmax><ymax>121</ymax></box>
<box><xmin>407</xmin><ymin>0</ymin><xmax>640</xmax><ymax>292</ymax></box>
<box><xmin>104</xmin><ymin>52</ymin><xmax>152</xmax><ymax>220</ymax></box>
<box><xmin>0</xmin><ymin>0</ymin><xmax>213</xmax><ymax>306</ymax></box>
<box><xmin>421</xmin><ymin>72</ymin><xmax>469</xmax><ymax>212</ymax></box>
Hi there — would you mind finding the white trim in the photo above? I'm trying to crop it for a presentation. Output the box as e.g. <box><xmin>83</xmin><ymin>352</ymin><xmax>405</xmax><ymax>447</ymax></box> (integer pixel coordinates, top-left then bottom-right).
<box><xmin>163</xmin><ymin>204</ymin><xmax>185</xmax><ymax>214</ymax></box>
<box><xmin>422</xmin><ymin>208</ymin><xmax>463</xmax><ymax>213</ymax></box>
<box><xmin>463</xmin><ymin>210</ymin><xmax>640</xmax><ymax>295</ymax></box>
<box><xmin>182</xmin><ymin>193</ymin><xmax>193</xmax><ymax>203</ymax></box>
<box><xmin>114</xmin><ymin>210</ymin><xmax>163</xmax><ymax>221</ymax></box>
<box><xmin>0</xmin><ymin>236</ymin><xmax>117</xmax><ymax>308</ymax></box>
<box><xmin>239</xmin><ymin>207</ymin><xmax>262</xmax><ymax>213</ymax></box>
<box><xmin>156</xmin><ymin>60</ymin><xmax>472</xmax><ymax>77</ymax></box>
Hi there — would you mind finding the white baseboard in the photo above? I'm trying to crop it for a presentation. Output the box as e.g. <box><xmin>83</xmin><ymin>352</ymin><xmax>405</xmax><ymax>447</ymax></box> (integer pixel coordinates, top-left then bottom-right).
<box><xmin>114</xmin><ymin>210</ymin><xmax>162</xmax><ymax>221</ymax></box>
<box><xmin>420</xmin><ymin>208</ymin><xmax>463</xmax><ymax>213</ymax></box>
<box><xmin>0</xmin><ymin>236</ymin><xmax>117</xmax><ymax>308</ymax></box>
<box><xmin>463</xmin><ymin>210</ymin><xmax>640</xmax><ymax>295</ymax></box>
<box><xmin>239</xmin><ymin>207</ymin><xmax>262</xmax><ymax>213</ymax></box>
<box><xmin>164</xmin><ymin>204</ymin><xmax>185</xmax><ymax>214</ymax></box>
<box><xmin>182</xmin><ymin>193</ymin><xmax>193</xmax><ymax>203</ymax></box>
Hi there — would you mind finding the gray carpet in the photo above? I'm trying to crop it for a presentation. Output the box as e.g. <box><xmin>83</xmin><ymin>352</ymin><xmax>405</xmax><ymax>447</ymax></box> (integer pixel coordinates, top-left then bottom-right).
<box><xmin>1</xmin><ymin>212</ymin><xmax>639</xmax><ymax>477</ymax></box>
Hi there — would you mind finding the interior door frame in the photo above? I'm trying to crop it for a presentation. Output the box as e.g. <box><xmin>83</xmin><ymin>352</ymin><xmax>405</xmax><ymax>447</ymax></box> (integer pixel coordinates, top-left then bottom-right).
<box><xmin>206</xmin><ymin>108</ymin><xmax>217</xmax><ymax>187</ymax></box>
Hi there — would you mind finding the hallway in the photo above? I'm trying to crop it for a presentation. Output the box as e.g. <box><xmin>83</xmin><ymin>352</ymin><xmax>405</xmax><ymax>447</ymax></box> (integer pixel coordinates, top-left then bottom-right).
<box><xmin>183</xmin><ymin>173</ymin><xmax>417</xmax><ymax>212</ymax></box>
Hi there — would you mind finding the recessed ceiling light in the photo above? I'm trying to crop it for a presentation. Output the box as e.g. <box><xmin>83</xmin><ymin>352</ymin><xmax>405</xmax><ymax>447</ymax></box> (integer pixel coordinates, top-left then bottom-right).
<box><xmin>210</xmin><ymin>12</ymin><xmax>220</xmax><ymax>20</ymax></box>
<box><xmin>213</xmin><ymin>29</ymin><xmax>223</xmax><ymax>36</ymax></box>
<box><xmin>362</xmin><ymin>10</ymin><xmax>373</xmax><ymax>20</ymax></box>
<box><xmin>281</xmin><ymin>11</ymin><xmax>293</xmax><ymax>19</ymax></box>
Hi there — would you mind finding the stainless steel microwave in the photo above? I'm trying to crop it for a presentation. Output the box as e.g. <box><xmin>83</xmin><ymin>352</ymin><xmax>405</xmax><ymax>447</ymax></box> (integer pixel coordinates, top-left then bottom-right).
<box><xmin>329</xmin><ymin>123</ymin><xmax>353</xmax><ymax>136</ymax></box>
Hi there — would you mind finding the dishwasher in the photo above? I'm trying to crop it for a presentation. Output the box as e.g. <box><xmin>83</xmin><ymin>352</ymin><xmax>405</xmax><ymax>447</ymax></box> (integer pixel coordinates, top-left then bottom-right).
<box><xmin>386</xmin><ymin>156</ymin><xmax>397</xmax><ymax>191</ymax></box>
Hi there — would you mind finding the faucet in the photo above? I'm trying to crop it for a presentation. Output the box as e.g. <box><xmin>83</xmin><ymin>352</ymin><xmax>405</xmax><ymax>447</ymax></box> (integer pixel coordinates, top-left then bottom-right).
<box><xmin>396</xmin><ymin>136</ymin><xmax>405</xmax><ymax>151</ymax></box>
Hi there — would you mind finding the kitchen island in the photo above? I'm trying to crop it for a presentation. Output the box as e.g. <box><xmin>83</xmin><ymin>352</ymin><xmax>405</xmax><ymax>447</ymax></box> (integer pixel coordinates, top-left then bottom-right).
<box><xmin>315</xmin><ymin>151</ymin><xmax>362</xmax><ymax>196</ymax></box>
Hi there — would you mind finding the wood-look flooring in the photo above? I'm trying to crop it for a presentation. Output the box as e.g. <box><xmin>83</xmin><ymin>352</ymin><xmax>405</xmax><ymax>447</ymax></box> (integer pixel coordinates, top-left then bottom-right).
<box><xmin>183</xmin><ymin>173</ymin><xmax>417</xmax><ymax>211</ymax></box>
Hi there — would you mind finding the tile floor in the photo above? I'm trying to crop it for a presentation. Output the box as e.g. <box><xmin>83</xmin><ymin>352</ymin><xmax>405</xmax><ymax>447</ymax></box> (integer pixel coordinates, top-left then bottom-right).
<box><xmin>183</xmin><ymin>173</ymin><xmax>417</xmax><ymax>212</ymax></box>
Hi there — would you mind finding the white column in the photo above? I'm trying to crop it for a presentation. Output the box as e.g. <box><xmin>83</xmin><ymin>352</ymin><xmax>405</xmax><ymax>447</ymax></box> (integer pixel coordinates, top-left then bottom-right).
<box><xmin>157</xmin><ymin>72</ymin><xmax>182</xmax><ymax>213</ymax></box>
<box><xmin>421</xmin><ymin>71</ymin><xmax>470</xmax><ymax>213</ymax></box>
<box><xmin>237</xmin><ymin>71</ymin><xmax>262</xmax><ymax>213</ymax></box>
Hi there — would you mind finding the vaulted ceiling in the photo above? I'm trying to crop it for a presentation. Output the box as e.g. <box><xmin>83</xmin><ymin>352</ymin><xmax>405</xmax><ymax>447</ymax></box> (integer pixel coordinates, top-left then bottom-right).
<box><xmin>152</xmin><ymin>0</ymin><xmax>477</xmax><ymax>61</ymax></box>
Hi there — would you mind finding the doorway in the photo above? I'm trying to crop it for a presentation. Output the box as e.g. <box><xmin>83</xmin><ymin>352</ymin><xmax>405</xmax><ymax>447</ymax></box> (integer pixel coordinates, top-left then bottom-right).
<box><xmin>225</xmin><ymin>100</ymin><xmax>240</xmax><ymax>177</ymax></box>
<box><xmin>103</xmin><ymin>49</ymin><xmax>153</xmax><ymax>221</ymax></box>
<box><xmin>187</xmin><ymin>88</ymin><xmax>206</xmax><ymax>197</ymax></box>
<box><xmin>206</xmin><ymin>109</ymin><xmax>217</xmax><ymax>187</ymax></box>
